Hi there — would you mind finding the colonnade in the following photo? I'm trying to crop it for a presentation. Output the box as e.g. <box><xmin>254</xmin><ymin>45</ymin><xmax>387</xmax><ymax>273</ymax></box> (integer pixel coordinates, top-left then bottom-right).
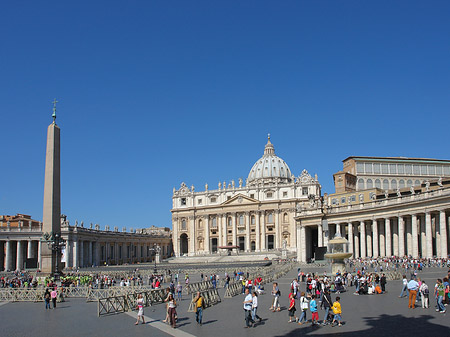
<box><xmin>0</xmin><ymin>239</ymin><xmax>41</xmax><ymax>271</ymax></box>
<box><xmin>322</xmin><ymin>210</ymin><xmax>449</xmax><ymax>259</ymax></box>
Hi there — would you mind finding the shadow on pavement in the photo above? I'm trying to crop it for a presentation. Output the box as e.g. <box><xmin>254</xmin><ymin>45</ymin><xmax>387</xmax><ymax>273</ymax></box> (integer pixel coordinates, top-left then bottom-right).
<box><xmin>273</xmin><ymin>314</ymin><xmax>449</xmax><ymax>337</ymax></box>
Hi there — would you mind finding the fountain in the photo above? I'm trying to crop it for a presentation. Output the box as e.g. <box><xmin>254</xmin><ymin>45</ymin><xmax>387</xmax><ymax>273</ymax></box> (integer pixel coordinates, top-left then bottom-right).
<box><xmin>324</xmin><ymin>233</ymin><xmax>352</xmax><ymax>275</ymax></box>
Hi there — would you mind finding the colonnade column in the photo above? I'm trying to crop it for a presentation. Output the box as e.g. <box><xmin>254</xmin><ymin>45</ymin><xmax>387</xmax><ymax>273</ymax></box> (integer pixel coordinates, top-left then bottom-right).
<box><xmin>6</xmin><ymin>240</ymin><xmax>13</xmax><ymax>271</ymax></box>
<box><xmin>347</xmin><ymin>223</ymin><xmax>353</xmax><ymax>254</ymax></box>
<box><xmin>425</xmin><ymin>212</ymin><xmax>433</xmax><ymax>258</ymax></box>
<box><xmin>66</xmin><ymin>240</ymin><xmax>72</xmax><ymax>268</ymax></box>
<box><xmin>354</xmin><ymin>224</ymin><xmax>359</xmax><ymax>258</ymax></box>
<box><xmin>261</xmin><ymin>213</ymin><xmax>266</xmax><ymax>251</ymax></box>
<box><xmin>366</xmin><ymin>228</ymin><xmax>372</xmax><ymax>257</ymax></box>
<box><xmin>73</xmin><ymin>240</ymin><xmax>78</xmax><ymax>268</ymax></box>
<box><xmin>379</xmin><ymin>221</ymin><xmax>385</xmax><ymax>257</ymax></box>
<box><xmin>27</xmin><ymin>240</ymin><xmax>33</xmax><ymax>259</ymax></box>
<box><xmin>221</xmin><ymin>214</ymin><xmax>226</xmax><ymax>247</ymax></box>
<box><xmin>336</xmin><ymin>223</ymin><xmax>341</xmax><ymax>235</ymax></box>
<box><xmin>406</xmin><ymin>218</ymin><xmax>412</xmax><ymax>256</ymax></box>
<box><xmin>217</xmin><ymin>215</ymin><xmax>222</xmax><ymax>248</ymax></box>
<box><xmin>255</xmin><ymin>212</ymin><xmax>261</xmax><ymax>252</ymax></box>
<box><xmin>205</xmin><ymin>217</ymin><xmax>210</xmax><ymax>254</ymax></box>
<box><xmin>88</xmin><ymin>241</ymin><xmax>93</xmax><ymax>266</ymax></box>
<box><xmin>245</xmin><ymin>212</ymin><xmax>250</xmax><ymax>252</ymax></box>
<box><xmin>360</xmin><ymin>221</ymin><xmax>366</xmax><ymax>258</ymax></box>
<box><xmin>412</xmin><ymin>215</ymin><xmax>419</xmax><ymax>258</ymax></box>
<box><xmin>318</xmin><ymin>223</ymin><xmax>323</xmax><ymax>248</ymax></box>
<box><xmin>393</xmin><ymin>219</ymin><xmax>399</xmax><ymax>256</ymax></box>
<box><xmin>372</xmin><ymin>220</ymin><xmax>379</xmax><ymax>257</ymax></box>
<box><xmin>38</xmin><ymin>240</ymin><xmax>42</xmax><ymax>269</ymax></box>
<box><xmin>17</xmin><ymin>241</ymin><xmax>24</xmax><ymax>270</ymax></box>
<box><xmin>385</xmin><ymin>218</ymin><xmax>391</xmax><ymax>257</ymax></box>
<box><xmin>440</xmin><ymin>211</ymin><xmax>448</xmax><ymax>258</ymax></box>
<box><xmin>398</xmin><ymin>216</ymin><xmax>405</xmax><ymax>257</ymax></box>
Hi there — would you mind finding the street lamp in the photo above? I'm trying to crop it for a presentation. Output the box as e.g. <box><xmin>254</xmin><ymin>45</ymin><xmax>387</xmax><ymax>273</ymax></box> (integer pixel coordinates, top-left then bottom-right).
<box><xmin>148</xmin><ymin>245</ymin><xmax>161</xmax><ymax>274</ymax></box>
<box><xmin>41</xmin><ymin>231</ymin><xmax>66</xmax><ymax>277</ymax></box>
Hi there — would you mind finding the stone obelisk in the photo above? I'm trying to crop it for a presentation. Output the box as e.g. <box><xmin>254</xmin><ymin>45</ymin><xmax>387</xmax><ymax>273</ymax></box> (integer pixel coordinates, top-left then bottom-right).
<box><xmin>41</xmin><ymin>99</ymin><xmax>61</xmax><ymax>275</ymax></box>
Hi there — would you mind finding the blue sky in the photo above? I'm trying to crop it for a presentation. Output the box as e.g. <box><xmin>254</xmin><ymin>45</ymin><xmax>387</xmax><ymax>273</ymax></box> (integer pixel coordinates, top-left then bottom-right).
<box><xmin>1</xmin><ymin>1</ymin><xmax>449</xmax><ymax>229</ymax></box>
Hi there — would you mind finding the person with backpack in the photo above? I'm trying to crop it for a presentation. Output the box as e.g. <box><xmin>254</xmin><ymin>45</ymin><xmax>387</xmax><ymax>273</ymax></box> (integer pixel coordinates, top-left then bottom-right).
<box><xmin>320</xmin><ymin>289</ymin><xmax>333</xmax><ymax>325</ymax></box>
<box><xmin>419</xmin><ymin>280</ymin><xmax>429</xmax><ymax>308</ymax></box>
<box><xmin>298</xmin><ymin>292</ymin><xmax>309</xmax><ymax>325</ymax></box>
<box><xmin>193</xmin><ymin>291</ymin><xmax>205</xmax><ymax>325</ymax></box>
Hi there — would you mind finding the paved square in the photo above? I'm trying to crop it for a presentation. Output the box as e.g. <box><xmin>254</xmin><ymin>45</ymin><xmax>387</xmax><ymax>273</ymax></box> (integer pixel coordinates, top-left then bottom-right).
<box><xmin>1</xmin><ymin>265</ymin><xmax>450</xmax><ymax>336</ymax></box>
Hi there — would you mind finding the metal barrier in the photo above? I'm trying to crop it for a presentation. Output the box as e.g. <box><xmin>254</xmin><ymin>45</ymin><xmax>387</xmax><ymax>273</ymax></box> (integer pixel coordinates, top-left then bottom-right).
<box><xmin>186</xmin><ymin>280</ymin><xmax>214</xmax><ymax>294</ymax></box>
<box><xmin>224</xmin><ymin>281</ymin><xmax>242</xmax><ymax>298</ymax></box>
<box><xmin>187</xmin><ymin>288</ymin><xmax>221</xmax><ymax>312</ymax></box>
<box><xmin>97</xmin><ymin>288</ymin><xmax>167</xmax><ymax>316</ymax></box>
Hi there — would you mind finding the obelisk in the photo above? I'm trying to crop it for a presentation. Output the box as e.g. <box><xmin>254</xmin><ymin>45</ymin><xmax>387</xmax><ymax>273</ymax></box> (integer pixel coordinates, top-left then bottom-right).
<box><xmin>41</xmin><ymin>99</ymin><xmax>61</xmax><ymax>275</ymax></box>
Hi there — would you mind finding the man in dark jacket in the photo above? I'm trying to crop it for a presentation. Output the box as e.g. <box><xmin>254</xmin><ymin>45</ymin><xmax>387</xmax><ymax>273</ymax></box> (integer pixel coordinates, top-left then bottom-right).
<box><xmin>380</xmin><ymin>274</ymin><xmax>387</xmax><ymax>292</ymax></box>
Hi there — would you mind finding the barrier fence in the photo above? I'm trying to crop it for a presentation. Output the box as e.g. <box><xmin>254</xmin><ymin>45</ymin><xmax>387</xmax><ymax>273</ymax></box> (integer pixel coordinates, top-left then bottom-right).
<box><xmin>187</xmin><ymin>288</ymin><xmax>221</xmax><ymax>312</ymax></box>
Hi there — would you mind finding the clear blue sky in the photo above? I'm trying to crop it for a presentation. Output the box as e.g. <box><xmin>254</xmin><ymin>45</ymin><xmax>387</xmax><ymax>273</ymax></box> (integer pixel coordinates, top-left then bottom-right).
<box><xmin>1</xmin><ymin>1</ymin><xmax>449</xmax><ymax>229</ymax></box>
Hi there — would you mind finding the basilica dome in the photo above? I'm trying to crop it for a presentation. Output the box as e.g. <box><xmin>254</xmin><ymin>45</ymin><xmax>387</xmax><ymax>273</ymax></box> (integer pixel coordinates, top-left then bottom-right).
<box><xmin>247</xmin><ymin>136</ymin><xmax>293</xmax><ymax>185</ymax></box>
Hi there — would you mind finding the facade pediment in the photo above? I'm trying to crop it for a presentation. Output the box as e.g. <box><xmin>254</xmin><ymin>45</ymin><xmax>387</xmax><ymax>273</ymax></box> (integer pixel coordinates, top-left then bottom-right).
<box><xmin>221</xmin><ymin>194</ymin><xmax>258</xmax><ymax>206</ymax></box>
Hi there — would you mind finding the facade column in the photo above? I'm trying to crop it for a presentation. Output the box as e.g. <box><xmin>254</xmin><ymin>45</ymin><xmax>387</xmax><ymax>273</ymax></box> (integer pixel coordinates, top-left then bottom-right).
<box><xmin>205</xmin><ymin>217</ymin><xmax>210</xmax><ymax>254</ymax></box>
<box><xmin>385</xmin><ymin>218</ymin><xmax>391</xmax><ymax>257</ymax></box>
<box><xmin>17</xmin><ymin>241</ymin><xmax>24</xmax><ymax>270</ymax></box>
<box><xmin>406</xmin><ymin>217</ymin><xmax>412</xmax><ymax>256</ymax></box>
<box><xmin>245</xmin><ymin>212</ymin><xmax>250</xmax><ymax>252</ymax></box>
<box><xmin>366</xmin><ymin>228</ymin><xmax>372</xmax><ymax>257</ymax></box>
<box><xmin>6</xmin><ymin>240</ymin><xmax>13</xmax><ymax>271</ymax></box>
<box><xmin>172</xmin><ymin>218</ymin><xmax>179</xmax><ymax>257</ymax></box>
<box><xmin>398</xmin><ymin>216</ymin><xmax>405</xmax><ymax>257</ymax></box>
<box><xmin>372</xmin><ymin>220</ymin><xmax>379</xmax><ymax>258</ymax></box>
<box><xmin>274</xmin><ymin>210</ymin><xmax>280</xmax><ymax>249</ymax></box>
<box><xmin>217</xmin><ymin>215</ymin><xmax>222</xmax><ymax>249</ymax></box>
<box><xmin>318</xmin><ymin>223</ymin><xmax>323</xmax><ymax>248</ymax></box>
<box><xmin>347</xmin><ymin>223</ymin><xmax>353</xmax><ymax>254</ymax></box>
<box><xmin>232</xmin><ymin>213</ymin><xmax>237</xmax><ymax>248</ymax></box>
<box><xmin>425</xmin><ymin>212</ymin><xmax>433</xmax><ymax>258</ymax></box>
<box><xmin>335</xmin><ymin>223</ymin><xmax>341</xmax><ymax>235</ymax></box>
<box><xmin>255</xmin><ymin>212</ymin><xmax>261</xmax><ymax>252</ymax></box>
<box><xmin>440</xmin><ymin>211</ymin><xmax>448</xmax><ymax>258</ymax></box>
<box><xmin>301</xmin><ymin>225</ymin><xmax>307</xmax><ymax>263</ymax></box>
<box><xmin>360</xmin><ymin>221</ymin><xmax>366</xmax><ymax>258</ymax></box>
<box><xmin>412</xmin><ymin>214</ymin><xmax>419</xmax><ymax>258</ymax></box>
<box><xmin>290</xmin><ymin>212</ymin><xmax>297</xmax><ymax>249</ymax></box>
<box><xmin>261</xmin><ymin>212</ymin><xmax>266</xmax><ymax>251</ymax></box>
<box><xmin>189</xmin><ymin>216</ymin><xmax>195</xmax><ymax>256</ymax></box>
<box><xmin>354</xmin><ymin>224</ymin><xmax>359</xmax><ymax>258</ymax></box>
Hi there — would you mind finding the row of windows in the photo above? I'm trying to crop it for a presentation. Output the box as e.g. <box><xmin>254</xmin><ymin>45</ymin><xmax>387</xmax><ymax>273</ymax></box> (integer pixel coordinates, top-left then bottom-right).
<box><xmin>331</xmin><ymin>192</ymin><xmax>376</xmax><ymax>205</ymax></box>
<box><xmin>356</xmin><ymin>162</ymin><xmax>450</xmax><ymax>176</ymax></box>
<box><xmin>179</xmin><ymin>213</ymin><xmax>291</xmax><ymax>230</ymax></box>
<box><xmin>357</xmin><ymin>178</ymin><xmax>421</xmax><ymax>190</ymax></box>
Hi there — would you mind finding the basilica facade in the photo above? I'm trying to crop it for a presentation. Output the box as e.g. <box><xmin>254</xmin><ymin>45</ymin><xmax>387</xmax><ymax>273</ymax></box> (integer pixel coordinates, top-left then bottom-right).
<box><xmin>171</xmin><ymin>137</ymin><xmax>322</xmax><ymax>257</ymax></box>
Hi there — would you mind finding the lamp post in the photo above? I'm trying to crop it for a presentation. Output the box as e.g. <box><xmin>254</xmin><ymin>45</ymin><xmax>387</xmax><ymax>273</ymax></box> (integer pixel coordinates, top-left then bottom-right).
<box><xmin>149</xmin><ymin>245</ymin><xmax>161</xmax><ymax>274</ymax></box>
<box><xmin>41</xmin><ymin>231</ymin><xmax>66</xmax><ymax>277</ymax></box>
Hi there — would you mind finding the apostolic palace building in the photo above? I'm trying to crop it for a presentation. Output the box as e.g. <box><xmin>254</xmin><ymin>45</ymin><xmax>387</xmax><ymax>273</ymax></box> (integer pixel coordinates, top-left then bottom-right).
<box><xmin>172</xmin><ymin>137</ymin><xmax>450</xmax><ymax>262</ymax></box>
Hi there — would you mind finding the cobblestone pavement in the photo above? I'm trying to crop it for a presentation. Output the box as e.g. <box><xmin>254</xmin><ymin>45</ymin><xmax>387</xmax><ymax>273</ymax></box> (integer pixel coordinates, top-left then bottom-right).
<box><xmin>1</xmin><ymin>266</ymin><xmax>450</xmax><ymax>336</ymax></box>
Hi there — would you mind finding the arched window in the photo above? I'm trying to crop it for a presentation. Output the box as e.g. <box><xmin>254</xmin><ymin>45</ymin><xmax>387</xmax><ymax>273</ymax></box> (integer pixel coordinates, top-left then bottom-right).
<box><xmin>383</xmin><ymin>179</ymin><xmax>389</xmax><ymax>190</ymax></box>
<box><xmin>391</xmin><ymin>179</ymin><xmax>397</xmax><ymax>190</ymax></box>
<box><xmin>358</xmin><ymin>178</ymin><xmax>365</xmax><ymax>190</ymax></box>
<box><xmin>399</xmin><ymin>180</ymin><xmax>405</xmax><ymax>188</ymax></box>
<box><xmin>375</xmin><ymin>179</ymin><xmax>381</xmax><ymax>189</ymax></box>
<box><xmin>267</xmin><ymin>213</ymin><xmax>274</xmax><ymax>223</ymax></box>
<box><xmin>198</xmin><ymin>219</ymin><xmax>202</xmax><ymax>229</ymax></box>
<box><xmin>407</xmin><ymin>180</ymin><xmax>413</xmax><ymax>187</ymax></box>
<box><xmin>415</xmin><ymin>180</ymin><xmax>421</xmax><ymax>186</ymax></box>
<box><xmin>366</xmin><ymin>179</ymin><xmax>373</xmax><ymax>189</ymax></box>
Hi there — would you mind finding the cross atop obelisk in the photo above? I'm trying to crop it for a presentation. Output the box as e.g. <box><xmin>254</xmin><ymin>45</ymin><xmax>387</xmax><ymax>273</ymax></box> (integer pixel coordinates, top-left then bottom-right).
<box><xmin>41</xmin><ymin>99</ymin><xmax>61</xmax><ymax>275</ymax></box>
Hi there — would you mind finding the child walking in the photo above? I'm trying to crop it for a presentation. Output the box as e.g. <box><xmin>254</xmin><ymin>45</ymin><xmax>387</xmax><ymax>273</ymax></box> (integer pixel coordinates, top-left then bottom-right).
<box><xmin>331</xmin><ymin>296</ymin><xmax>342</xmax><ymax>327</ymax></box>
<box><xmin>288</xmin><ymin>292</ymin><xmax>298</xmax><ymax>323</ymax></box>
<box><xmin>310</xmin><ymin>295</ymin><xmax>318</xmax><ymax>325</ymax></box>
<box><xmin>298</xmin><ymin>292</ymin><xmax>309</xmax><ymax>325</ymax></box>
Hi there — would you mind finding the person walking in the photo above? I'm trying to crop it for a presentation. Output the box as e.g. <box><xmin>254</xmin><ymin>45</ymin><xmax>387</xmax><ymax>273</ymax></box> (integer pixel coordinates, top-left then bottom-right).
<box><xmin>176</xmin><ymin>282</ymin><xmax>182</xmax><ymax>301</ymax></box>
<box><xmin>193</xmin><ymin>291</ymin><xmax>205</xmax><ymax>325</ymax></box>
<box><xmin>419</xmin><ymin>280</ymin><xmax>429</xmax><ymax>309</ymax></box>
<box><xmin>435</xmin><ymin>279</ymin><xmax>446</xmax><ymax>313</ymax></box>
<box><xmin>380</xmin><ymin>274</ymin><xmax>387</xmax><ymax>293</ymax></box>
<box><xmin>331</xmin><ymin>296</ymin><xmax>342</xmax><ymax>327</ymax></box>
<box><xmin>51</xmin><ymin>287</ymin><xmax>57</xmax><ymax>309</ymax></box>
<box><xmin>270</xmin><ymin>283</ymin><xmax>281</xmax><ymax>312</ymax></box>
<box><xmin>320</xmin><ymin>289</ymin><xmax>333</xmax><ymax>325</ymax></box>
<box><xmin>44</xmin><ymin>288</ymin><xmax>51</xmax><ymax>310</ymax></box>
<box><xmin>288</xmin><ymin>292</ymin><xmax>298</xmax><ymax>323</ymax></box>
<box><xmin>399</xmin><ymin>275</ymin><xmax>408</xmax><ymax>298</ymax></box>
<box><xmin>298</xmin><ymin>292</ymin><xmax>309</xmax><ymax>325</ymax></box>
<box><xmin>167</xmin><ymin>294</ymin><xmax>177</xmax><ymax>328</ymax></box>
<box><xmin>310</xmin><ymin>295</ymin><xmax>318</xmax><ymax>325</ymax></box>
<box><xmin>407</xmin><ymin>277</ymin><xmax>419</xmax><ymax>309</ymax></box>
<box><xmin>135</xmin><ymin>294</ymin><xmax>146</xmax><ymax>325</ymax></box>
<box><xmin>251</xmin><ymin>291</ymin><xmax>262</xmax><ymax>325</ymax></box>
<box><xmin>243</xmin><ymin>288</ymin><xmax>254</xmax><ymax>328</ymax></box>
